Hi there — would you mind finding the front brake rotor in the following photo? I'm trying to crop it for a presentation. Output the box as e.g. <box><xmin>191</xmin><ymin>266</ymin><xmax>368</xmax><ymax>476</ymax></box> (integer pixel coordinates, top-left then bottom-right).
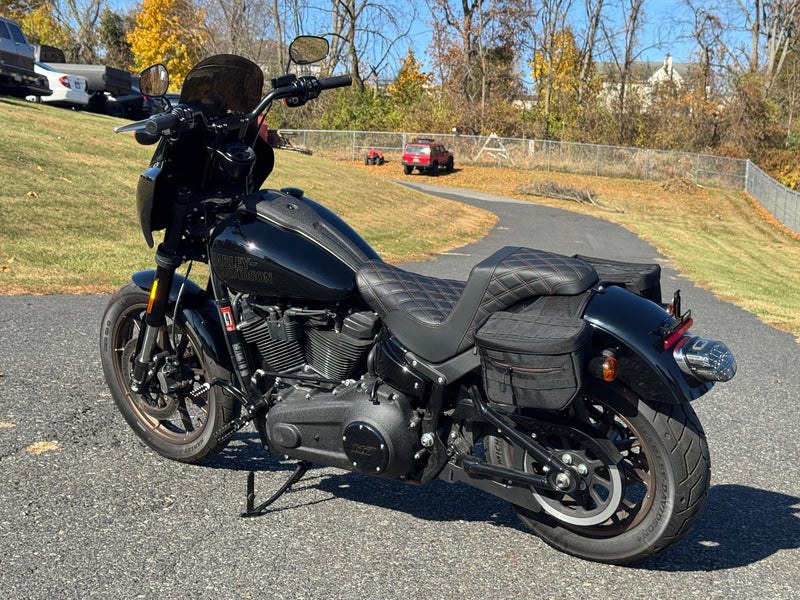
<box><xmin>122</xmin><ymin>338</ymin><xmax>179</xmax><ymax>419</ymax></box>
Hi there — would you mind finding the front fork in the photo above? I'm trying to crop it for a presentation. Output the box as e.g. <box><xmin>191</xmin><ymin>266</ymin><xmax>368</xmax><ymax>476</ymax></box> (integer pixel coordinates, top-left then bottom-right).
<box><xmin>129</xmin><ymin>210</ymin><xmax>185</xmax><ymax>394</ymax></box>
<box><xmin>129</xmin><ymin>201</ymin><xmax>265</xmax><ymax>422</ymax></box>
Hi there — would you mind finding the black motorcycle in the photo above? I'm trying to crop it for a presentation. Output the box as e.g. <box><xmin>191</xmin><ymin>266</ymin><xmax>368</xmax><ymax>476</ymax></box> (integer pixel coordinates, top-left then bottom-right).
<box><xmin>101</xmin><ymin>36</ymin><xmax>736</xmax><ymax>565</ymax></box>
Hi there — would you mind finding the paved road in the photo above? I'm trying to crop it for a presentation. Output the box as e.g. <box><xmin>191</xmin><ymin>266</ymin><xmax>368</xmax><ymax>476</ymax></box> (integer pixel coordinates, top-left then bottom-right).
<box><xmin>1</xmin><ymin>183</ymin><xmax>798</xmax><ymax>599</ymax></box>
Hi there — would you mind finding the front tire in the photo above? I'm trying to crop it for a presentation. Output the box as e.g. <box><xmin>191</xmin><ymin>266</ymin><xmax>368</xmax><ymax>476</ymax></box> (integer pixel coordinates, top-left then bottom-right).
<box><xmin>100</xmin><ymin>282</ymin><xmax>239</xmax><ymax>463</ymax></box>
<box><xmin>484</xmin><ymin>388</ymin><xmax>710</xmax><ymax>564</ymax></box>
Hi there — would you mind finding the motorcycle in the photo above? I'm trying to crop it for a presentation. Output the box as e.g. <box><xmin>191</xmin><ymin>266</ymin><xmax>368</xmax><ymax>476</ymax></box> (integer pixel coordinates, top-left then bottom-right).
<box><xmin>101</xmin><ymin>36</ymin><xmax>736</xmax><ymax>565</ymax></box>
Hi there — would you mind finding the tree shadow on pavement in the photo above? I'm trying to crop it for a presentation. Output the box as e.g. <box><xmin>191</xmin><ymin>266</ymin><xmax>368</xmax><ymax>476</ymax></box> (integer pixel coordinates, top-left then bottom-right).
<box><xmin>641</xmin><ymin>484</ymin><xmax>800</xmax><ymax>571</ymax></box>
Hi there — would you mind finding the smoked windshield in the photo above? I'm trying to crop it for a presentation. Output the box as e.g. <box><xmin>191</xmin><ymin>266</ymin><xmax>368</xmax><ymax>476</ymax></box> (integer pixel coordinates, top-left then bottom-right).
<box><xmin>179</xmin><ymin>54</ymin><xmax>264</xmax><ymax>118</ymax></box>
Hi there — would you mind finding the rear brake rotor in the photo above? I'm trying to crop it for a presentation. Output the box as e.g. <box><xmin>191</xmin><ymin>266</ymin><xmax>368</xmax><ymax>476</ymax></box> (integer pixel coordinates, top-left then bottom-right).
<box><xmin>526</xmin><ymin>421</ymin><xmax>624</xmax><ymax>527</ymax></box>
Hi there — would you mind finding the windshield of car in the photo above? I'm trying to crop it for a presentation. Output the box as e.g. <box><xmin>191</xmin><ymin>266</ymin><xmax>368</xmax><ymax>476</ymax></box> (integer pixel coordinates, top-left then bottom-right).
<box><xmin>405</xmin><ymin>145</ymin><xmax>430</xmax><ymax>155</ymax></box>
<box><xmin>179</xmin><ymin>55</ymin><xmax>264</xmax><ymax>118</ymax></box>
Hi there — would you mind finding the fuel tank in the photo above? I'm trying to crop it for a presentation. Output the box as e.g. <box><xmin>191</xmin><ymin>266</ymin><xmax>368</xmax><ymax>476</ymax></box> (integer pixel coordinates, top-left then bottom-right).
<box><xmin>209</xmin><ymin>188</ymin><xmax>381</xmax><ymax>300</ymax></box>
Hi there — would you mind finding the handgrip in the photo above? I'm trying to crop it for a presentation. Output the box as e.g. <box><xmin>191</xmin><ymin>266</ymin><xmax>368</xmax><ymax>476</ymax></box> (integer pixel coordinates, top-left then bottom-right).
<box><xmin>318</xmin><ymin>75</ymin><xmax>352</xmax><ymax>90</ymax></box>
<box><xmin>144</xmin><ymin>110</ymin><xmax>181</xmax><ymax>135</ymax></box>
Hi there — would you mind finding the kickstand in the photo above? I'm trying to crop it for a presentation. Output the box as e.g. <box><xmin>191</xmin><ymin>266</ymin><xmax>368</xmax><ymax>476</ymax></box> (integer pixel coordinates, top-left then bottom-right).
<box><xmin>241</xmin><ymin>461</ymin><xmax>312</xmax><ymax>518</ymax></box>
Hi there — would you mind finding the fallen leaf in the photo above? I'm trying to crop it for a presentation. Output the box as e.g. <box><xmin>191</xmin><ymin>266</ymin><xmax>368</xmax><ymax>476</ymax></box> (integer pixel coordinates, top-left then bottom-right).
<box><xmin>60</xmin><ymin>177</ymin><xmax>72</xmax><ymax>183</ymax></box>
<box><xmin>0</xmin><ymin>421</ymin><xmax>15</xmax><ymax>428</ymax></box>
<box><xmin>26</xmin><ymin>191</ymin><xmax>38</xmax><ymax>198</ymax></box>
<box><xmin>36</xmin><ymin>165</ymin><xmax>44</xmax><ymax>171</ymax></box>
<box><xmin>26</xmin><ymin>441</ymin><xmax>60</xmax><ymax>454</ymax></box>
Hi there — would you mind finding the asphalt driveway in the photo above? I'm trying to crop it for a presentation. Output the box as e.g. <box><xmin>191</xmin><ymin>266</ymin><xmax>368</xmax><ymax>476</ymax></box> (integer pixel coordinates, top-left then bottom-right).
<box><xmin>0</xmin><ymin>183</ymin><xmax>798</xmax><ymax>599</ymax></box>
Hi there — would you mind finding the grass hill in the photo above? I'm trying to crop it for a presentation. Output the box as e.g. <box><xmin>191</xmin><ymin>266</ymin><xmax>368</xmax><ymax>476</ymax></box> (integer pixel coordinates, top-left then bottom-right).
<box><xmin>0</xmin><ymin>96</ymin><xmax>494</xmax><ymax>294</ymax></box>
<box><xmin>2</xmin><ymin>95</ymin><xmax>800</xmax><ymax>340</ymax></box>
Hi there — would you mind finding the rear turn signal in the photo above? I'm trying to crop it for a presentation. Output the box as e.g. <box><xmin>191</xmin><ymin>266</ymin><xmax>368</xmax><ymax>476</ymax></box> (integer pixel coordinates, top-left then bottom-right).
<box><xmin>589</xmin><ymin>353</ymin><xmax>619</xmax><ymax>382</ymax></box>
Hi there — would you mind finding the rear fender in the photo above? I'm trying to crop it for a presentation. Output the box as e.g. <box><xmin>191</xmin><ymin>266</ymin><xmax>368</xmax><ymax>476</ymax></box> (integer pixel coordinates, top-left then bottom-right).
<box><xmin>583</xmin><ymin>285</ymin><xmax>712</xmax><ymax>404</ymax></box>
<box><xmin>131</xmin><ymin>270</ymin><xmax>233</xmax><ymax>372</ymax></box>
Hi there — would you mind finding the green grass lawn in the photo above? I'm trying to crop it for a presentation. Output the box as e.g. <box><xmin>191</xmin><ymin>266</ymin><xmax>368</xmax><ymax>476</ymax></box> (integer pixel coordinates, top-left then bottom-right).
<box><xmin>0</xmin><ymin>97</ymin><xmax>495</xmax><ymax>294</ymax></box>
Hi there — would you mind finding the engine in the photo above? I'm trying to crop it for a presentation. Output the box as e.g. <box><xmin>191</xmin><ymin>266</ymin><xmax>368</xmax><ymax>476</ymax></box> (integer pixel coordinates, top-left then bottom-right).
<box><xmin>236</xmin><ymin>296</ymin><xmax>378</xmax><ymax>381</ymax></box>
<box><xmin>264</xmin><ymin>377</ymin><xmax>423</xmax><ymax>479</ymax></box>
<box><xmin>236</xmin><ymin>296</ymin><xmax>425</xmax><ymax>480</ymax></box>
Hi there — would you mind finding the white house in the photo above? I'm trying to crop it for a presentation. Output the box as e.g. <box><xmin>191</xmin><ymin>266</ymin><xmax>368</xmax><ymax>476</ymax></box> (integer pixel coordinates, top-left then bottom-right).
<box><xmin>598</xmin><ymin>55</ymin><xmax>697</xmax><ymax>106</ymax></box>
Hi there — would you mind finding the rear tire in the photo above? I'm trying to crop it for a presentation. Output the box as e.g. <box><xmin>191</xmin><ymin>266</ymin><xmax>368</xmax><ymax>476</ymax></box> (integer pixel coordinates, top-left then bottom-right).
<box><xmin>484</xmin><ymin>388</ymin><xmax>710</xmax><ymax>564</ymax></box>
<box><xmin>100</xmin><ymin>282</ymin><xmax>239</xmax><ymax>463</ymax></box>
<box><xmin>403</xmin><ymin>165</ymin><xmax>413</xmax><ymax>175</ymax></box>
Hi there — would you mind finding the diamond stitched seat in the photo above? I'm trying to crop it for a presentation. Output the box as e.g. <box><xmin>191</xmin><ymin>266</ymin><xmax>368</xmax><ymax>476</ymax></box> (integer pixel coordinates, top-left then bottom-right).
<box><xmin>356</xmin><ymin>246</ymin><xmax>598</xmax><ymax>363</ymax></box>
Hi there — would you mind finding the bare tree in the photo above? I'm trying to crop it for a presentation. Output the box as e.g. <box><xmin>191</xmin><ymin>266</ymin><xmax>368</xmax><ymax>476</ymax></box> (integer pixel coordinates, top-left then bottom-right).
<box><xmin>427</xmin><ymin>0</ymin><xmax>490</xmax><ymax>100</ymax></box>
<box><xmin>694</xmin><ymin>1</ymin><xmax>800</xmax><ymax>88</ymax></box>
<box><xmin>320</xmin><ymin>0</ymin><xmax>416</xmax><ymax>88</ymax></box>
<box><xmin>577</xmin><ymin>0</ymin><xmax>606</xmax><ymax>103</ymax></box>
<box><xmin>599</xmin><ymin>0</ymin><xmax>647</xmax><ymax>143</ymax></box>
<box><xmin>519</xmin><ymin>0</ymin><xmax>575</xmax><ymax>138</ymax></box>
<box><xmin>51</xmin><ymin>0</ymin><xmax>106</xmax><ymax>62</ymax></box>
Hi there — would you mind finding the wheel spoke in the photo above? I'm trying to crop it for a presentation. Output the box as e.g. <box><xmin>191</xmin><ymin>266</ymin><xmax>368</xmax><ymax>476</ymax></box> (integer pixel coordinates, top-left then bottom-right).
<box><xmin>177</xmin><ymin>399</ymin><xmax>195</xmax><ymax>433</ymax></box>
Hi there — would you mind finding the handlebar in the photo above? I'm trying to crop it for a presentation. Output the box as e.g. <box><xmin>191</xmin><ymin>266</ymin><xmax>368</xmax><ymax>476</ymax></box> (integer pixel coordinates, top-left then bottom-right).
<box><xmin>115</xmin><ymin>72</ymin><xmax>353</xmax><ymax>138</ymax></box>
<box><xmin>113</xmin><ymin>105</ymin><xmax>199</xmax><ymax>137</ymax></box>
<box><xmin>246</xmin><ymin>72</ymin><xmax>352</xmax><ymax>119</ymax></box>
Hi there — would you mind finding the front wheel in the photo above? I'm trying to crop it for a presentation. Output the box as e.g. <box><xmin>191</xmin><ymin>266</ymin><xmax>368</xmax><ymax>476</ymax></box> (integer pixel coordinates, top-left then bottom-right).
<box><xmin>100</xmin><ymin>282</ymin><xmax>239</xmax><ymax>463</ymax></box>
<box><xmin>484</xmin><ymin>388</ymin><xmax>710</xmax><ymax>564</ymax></box>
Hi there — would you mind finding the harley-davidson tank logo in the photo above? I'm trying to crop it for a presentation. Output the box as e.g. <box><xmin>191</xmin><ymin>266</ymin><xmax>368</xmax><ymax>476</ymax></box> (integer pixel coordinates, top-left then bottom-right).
<box><xmin>211</xmin><ymin>253</ymin><xmax>273</xmax><ymax>284</ymax></box>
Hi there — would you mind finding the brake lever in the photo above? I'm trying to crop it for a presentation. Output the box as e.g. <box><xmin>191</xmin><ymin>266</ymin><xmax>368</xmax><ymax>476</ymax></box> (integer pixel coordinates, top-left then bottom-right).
<box><xmin>113</xmin><ymin>119</ymin><xmax>150</xmax><ymax>134</ymax></box>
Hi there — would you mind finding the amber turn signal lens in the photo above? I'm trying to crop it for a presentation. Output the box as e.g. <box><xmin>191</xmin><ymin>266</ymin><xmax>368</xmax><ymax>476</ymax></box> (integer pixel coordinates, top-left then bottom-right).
<box><xmin>601</xmin><ymin>356</ymin><xmax>618</xmax><ymax>382</ymax></box>
<box><xmin>147</xmin><ymin>279</ymin><xmax>159</xmax><ymax>314</ymax></box>
<box><xmin>589</xmin><ymin>353</ymin><xmax>619</xmax><ymax>382</ymax></box>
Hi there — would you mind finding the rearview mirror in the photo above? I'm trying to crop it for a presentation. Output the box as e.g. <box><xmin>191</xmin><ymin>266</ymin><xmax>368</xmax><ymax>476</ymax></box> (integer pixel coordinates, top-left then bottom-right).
<box><xmin>288</xmin><ymin>36</ymin><xmax>329</xmax><ymax>67</ymax></box>
<box><xmin>139</xmin><ymin>64</ymin><xmax>169</xmax><ymax>97</ymax></box>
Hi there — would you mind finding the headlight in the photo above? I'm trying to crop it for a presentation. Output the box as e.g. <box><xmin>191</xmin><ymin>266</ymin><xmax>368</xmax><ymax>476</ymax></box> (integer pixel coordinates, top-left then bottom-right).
<box><xmin>673</xmin><ymin>336</ymin><xmax>737</xmax><ymax>382</ymax></box>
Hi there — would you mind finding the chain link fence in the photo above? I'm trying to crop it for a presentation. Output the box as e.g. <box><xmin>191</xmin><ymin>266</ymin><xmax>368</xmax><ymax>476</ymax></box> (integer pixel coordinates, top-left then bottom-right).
<box><xmin>280</xmin><ymin>129</ymin><xmax>800</xmax><ymax>234</ymax></box>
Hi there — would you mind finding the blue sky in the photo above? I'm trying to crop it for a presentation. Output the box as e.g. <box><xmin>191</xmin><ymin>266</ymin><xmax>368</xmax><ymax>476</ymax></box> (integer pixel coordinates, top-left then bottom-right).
<box><xmin>110</xmin><ymin>0</ymin><xmax>717</xmax><ymax>74</ymax></box>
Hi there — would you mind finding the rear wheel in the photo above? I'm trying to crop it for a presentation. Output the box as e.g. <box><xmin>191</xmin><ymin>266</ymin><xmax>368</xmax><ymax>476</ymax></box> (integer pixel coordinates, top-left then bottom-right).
<box><xmin>483</xmin><ymin>388</ymin><xmax>710</xmax><ymax>564</ymax></box>
<box><xmin>429</xmin><ymin>161</ymin><xmax>439</xmax><ymax>176</ymax></box>
<box><xmin>403</xmin><ymin>164</ymin><xmax>413</xmax><ymax>175</ymax></box>
<box><xmin>100</xmin><ymin>282</ymin><xmax>239</xmax><ymax>463</ymax></box>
